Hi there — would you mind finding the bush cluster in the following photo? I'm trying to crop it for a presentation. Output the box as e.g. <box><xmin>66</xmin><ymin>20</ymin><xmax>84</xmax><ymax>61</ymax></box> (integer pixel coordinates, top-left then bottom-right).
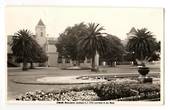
<box><xmin>93</xmin><ymin>82</ymin><xmax>137</xmax><ymax>100</ymax></box>
<box><xmin>92</xmin><ymin>82</ymin><xmax>160</xmax><ymax>100</ymax></box>
<box><xmin>16</xmin><ymin>81</ymin><xmax>160</xmax><ymax>101</ymax></box>
<box><xmin>115</xmin><ymin>92</ymin><xmax>160</xmax><ymax>101</ymax></box>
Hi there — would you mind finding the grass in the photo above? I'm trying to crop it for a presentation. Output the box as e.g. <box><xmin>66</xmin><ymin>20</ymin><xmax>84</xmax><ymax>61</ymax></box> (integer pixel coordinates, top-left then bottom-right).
<box><xmin>8</xmin><ymin>64</ymin><xmax>160</xmax><ymax>100</ymax></box>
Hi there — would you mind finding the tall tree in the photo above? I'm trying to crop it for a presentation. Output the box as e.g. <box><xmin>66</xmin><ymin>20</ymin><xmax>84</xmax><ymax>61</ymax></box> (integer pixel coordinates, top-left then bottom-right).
<box><xmin>77</xmin><ymin>23</ymin><xmax>108</xmax><ymax>71</ymax></box>
<box><xmin>11</xmin><ymin>29</ymin><xmax>48</xmax><ymax>70</ymax></box>
<box><xmin>11</xmin><ymin>29</ymin><xmax>34</xmax><ymax>70</ymax></box>
<box><xmin>101</xmin><ymin>34</ymin><xmax>125</xmax><ymax>66</ymax></box>
<box><xmin>30</xmin><ymin>40</ymin><xmax>48</xmax><ymax>68</ymax></box>
<box><xmin>127</xmin><ymin>28</ymin><xmax>158</xmax><ymax>66</ymax></box>
<box><xmin>56</xmin><ymin>22</ymin><xmax>87</xmax><ymax>65</ymax></box>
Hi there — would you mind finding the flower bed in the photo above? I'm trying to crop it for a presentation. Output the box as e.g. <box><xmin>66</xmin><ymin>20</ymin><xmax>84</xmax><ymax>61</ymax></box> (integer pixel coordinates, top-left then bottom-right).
<box><xmin>16</xmin><ymin>81</ymin><xmax>160</xmax><ymax>101</ymax></box>
<box><xmin>16</xmin><ymin>90</ymin><xmax>99</xmax><ymax>101</ymax></box>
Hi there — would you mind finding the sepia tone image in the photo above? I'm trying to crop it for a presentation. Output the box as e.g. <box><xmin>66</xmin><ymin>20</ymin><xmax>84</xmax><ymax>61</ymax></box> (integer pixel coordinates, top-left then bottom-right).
<box><xmin>6</xmin><ymin>6</ymin><xmax>163</xmax><ymax>104</ymax></box>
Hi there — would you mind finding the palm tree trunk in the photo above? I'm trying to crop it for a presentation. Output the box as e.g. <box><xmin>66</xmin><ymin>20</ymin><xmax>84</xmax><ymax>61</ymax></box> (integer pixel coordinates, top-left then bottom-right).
<box><xmin>141</xmin><ymin>51</ymin><xmax>145</xmax><ymax>67</ymax></box>
<box><xmin>73</xmin><ymin>60</ymin><xmax>76</xmax><ymax>66</ymax></box>
<box><xmin>30</xmin><ymin>62</ymin><xmax>34</xmax><ymax>69</ymax></box>
<box><xmin>22</xmin><ymin>59</ymin><xmax>28</xmax><ymax>71</ymax></box>
<box><xmin>76</xmin><ymin>56</ymin><xmax>80</xmax><ymax>66</ymax></box>
<box><xmin>75</xmin><ymin>60</ymin><xmax>80</xmax><ymax>66</ymax></box>
<box><xmin>77</xmin><ymin>60</ymin><xmax>80</xmax><ymax>66</ymax></box>
<box><xmin>75</xmin><ymin>56</ymin><xmax>80</xmax><ymax>66</ymax></box>
<box><xmin>91</xmin><ymin>55</ymin><xmax>96</xmax><ymax>71</ymax></box>
<box><xmin>95</xmin><ymin>51</ymin><xmax>99</xmax><ymax>71</ymax></box>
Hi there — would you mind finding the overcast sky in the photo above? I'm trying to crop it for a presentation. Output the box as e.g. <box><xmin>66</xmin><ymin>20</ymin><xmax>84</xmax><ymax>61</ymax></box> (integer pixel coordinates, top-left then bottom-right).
<box><xmin>5</xmin><ymin>6</ymin><xmax>163</xmax><ymax>41</ymax></box>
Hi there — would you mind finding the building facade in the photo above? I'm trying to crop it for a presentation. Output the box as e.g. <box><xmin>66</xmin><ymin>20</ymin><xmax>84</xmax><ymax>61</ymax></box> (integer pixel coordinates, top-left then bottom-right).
<box><xmin>35</xmin><ymin>19</ymin><xmax>58</xmax><ymax>67</ymax></box>
<box><xmin>47</xmin><ymin>37</ymin><xmax>58</xmax><ymax>67</ymax></box>
<box><xmin>7</xmin><ymin>19</ymin><xmax>58</xmax><ymax>67</ymax></box>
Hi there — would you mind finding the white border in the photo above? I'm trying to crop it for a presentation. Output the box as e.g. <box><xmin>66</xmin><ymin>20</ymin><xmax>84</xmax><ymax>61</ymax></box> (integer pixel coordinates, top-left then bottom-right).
<box><xmin>1</xmin><ymin>0</ymin><xmax>170</xmax><ymax>110</ymax></box>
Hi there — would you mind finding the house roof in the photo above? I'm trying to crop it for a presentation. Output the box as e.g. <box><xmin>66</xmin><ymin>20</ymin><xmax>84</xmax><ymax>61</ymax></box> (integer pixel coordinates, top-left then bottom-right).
<box><xmin>37</xmin><ymin>19</ymin><xmax>45</xmax><ymax>26</ymax></box>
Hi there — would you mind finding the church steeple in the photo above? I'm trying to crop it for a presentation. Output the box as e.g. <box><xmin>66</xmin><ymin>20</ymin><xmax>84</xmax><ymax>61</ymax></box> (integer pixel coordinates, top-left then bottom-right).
<box><xmin>35</xmin><ymin>19</ymin><xmax>46</xmax><ymax>38</ymax></box>
<box><xmin>127</xmin><ymin>27</ymin><xmax>137</xmax><ymax>37</ymax></box>
<box><xmin>37</xmin><ymin>19</ymin><xmax>45</xmax><ymax>26</ymax></box>
<box><xmin>35</xmin><ymin>19</ymin><xmax>48</xmax><ymax>66</ymax></box>
<box><xmin>35</xmin><ymin>19</ymin><xmax>47</xmax><ymax>53</ymax></box>
<box><xmin>129</xmin><ymin>27</ymin><xmax>137</xmax><ymax>34</ymax></box>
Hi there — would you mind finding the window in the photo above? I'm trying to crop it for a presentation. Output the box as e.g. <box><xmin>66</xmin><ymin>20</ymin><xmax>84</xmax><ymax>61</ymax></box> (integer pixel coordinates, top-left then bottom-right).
<box><xmin>41</xmin><ymin>32</ymin><xmax>43</xmax><ymax>37</ymax></box>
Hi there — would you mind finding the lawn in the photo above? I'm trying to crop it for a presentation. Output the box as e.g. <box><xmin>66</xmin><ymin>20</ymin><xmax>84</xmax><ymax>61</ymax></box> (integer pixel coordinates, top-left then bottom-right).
<box><xmin>7</xmin><ymin>64</ymin><xmax>160</xmax><ymax>101</ymax></box>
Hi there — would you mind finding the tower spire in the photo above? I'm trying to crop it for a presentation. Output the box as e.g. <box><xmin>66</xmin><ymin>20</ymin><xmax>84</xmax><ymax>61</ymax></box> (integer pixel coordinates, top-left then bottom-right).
<box><xmin>37</xmin><ymin>19</ymin><xmax>45</xmax><ymax>26</ymax></box>
<box><xmin>129</xmin><ymin>27</ymin><xmax>137</xmax><ymax>33</ymax></box>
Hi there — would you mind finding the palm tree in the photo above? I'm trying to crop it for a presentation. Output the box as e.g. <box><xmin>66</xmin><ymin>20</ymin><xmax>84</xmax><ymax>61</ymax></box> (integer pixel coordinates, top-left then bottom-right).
<box><xmin>11</xmin><ymin>29</ymin><xmax>36</xmax><ymax>70</ymax></box>
<box><xmin>127</xmin><ymin>28</ymin><xmax>158</xmax><ymax>66</ymax></box>
<box><xmin>29</xmin><ymin>39</ymin><xmax>48</xmax><ymax>69</ymax></box>
<box><xmin>77</xmin><ymin>23</ymin><xmax>108</xmax><ymax>71</ymax></box>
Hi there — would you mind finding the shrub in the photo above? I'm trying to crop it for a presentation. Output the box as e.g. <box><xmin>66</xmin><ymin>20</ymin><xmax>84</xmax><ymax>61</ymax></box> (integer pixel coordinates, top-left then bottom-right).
<box><xmin>92</xmin><ymin>82</ymin><xmax>160</xmax><ymax>100</ymax></box>
<box><xmin>93</xmin><ymin>82</ymin><xmax>138</xmax><ymax>100</ymax></box>
<box><xmin>129</xmin><ymin>84</ymin><xmax>160</xmax><ymax>94</ymax></box>
<box><xmin>16</xmin><ymin>81</ymin><xmax>160</xmax><ymax>101</ymax></box>
<box><xmin>115</xmin><ymin>92</ymin><xmax>160</xmax><ymax>101</ymax></box>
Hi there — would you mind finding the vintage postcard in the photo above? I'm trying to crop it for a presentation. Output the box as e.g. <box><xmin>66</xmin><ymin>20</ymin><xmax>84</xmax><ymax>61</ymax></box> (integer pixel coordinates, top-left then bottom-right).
<box><xmin>6</xmin><ymin>6</ymin><xmax>164</xmax><ymax>104</ymax></box>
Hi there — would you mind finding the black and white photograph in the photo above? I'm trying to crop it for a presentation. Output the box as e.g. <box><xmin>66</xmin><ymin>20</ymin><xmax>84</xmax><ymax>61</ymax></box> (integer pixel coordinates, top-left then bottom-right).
<box><xmin>6</xmin><ymin>6</ymin><xmax>163</xmax><ymax>104</ymax></box>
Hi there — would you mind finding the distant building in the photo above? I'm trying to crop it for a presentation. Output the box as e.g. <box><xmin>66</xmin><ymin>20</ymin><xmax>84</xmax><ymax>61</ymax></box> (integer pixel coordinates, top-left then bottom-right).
<box><xmin>35</xmin><ymin>19</ymin><xmax>47</xmax><ymax>52</ymax></box>
<box><xmin>34</xmin><ymin>19</ymin><xmax>58</xmax><ymax>67</ymax></box>
<box><xmin>7</xmin><ymin>35</ymin><xmax>20</xmax><ymax>67</ymax></box>
<box><xmin>119</xmin><ymin>27</ymin><xmax>138</xmax><ymax>64</ymax></box>
<box><xmin>122</xmin><ymin>27</ymin><xmax>137</xmax><ymax>46</ymax></box>
<box><xmin>47</xmin><ymin>37</ymin><xmax>58</xmax><ymax>67</ymax></box>
<box><xmin>127</xmin><ymin>27</ymin><xmax>137</xmax><ymax>38</ymax></box>
<box><xmin>7</xmin><ymin>19</ymin><xmax>58</xmax><ymax>67</ymax></box>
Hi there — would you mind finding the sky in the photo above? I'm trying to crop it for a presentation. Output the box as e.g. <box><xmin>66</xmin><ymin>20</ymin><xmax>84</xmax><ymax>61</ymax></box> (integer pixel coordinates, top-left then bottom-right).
<box><xmin>5</xmin><ymin>6</ymin><xmax>163</xmax><ymax>41</ymax></box>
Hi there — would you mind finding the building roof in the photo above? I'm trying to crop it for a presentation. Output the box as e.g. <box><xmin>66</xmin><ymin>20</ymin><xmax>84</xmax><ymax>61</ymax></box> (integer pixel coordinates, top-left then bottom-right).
<box><xmin>129</xmin><ymin>27</ymin><xmax>137</xmax><ymax>33</ymax></box>
<box><xmin>37</xmin><ymin>19</ymin><xmax>45</xmax><ymax>26</ymax></box>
